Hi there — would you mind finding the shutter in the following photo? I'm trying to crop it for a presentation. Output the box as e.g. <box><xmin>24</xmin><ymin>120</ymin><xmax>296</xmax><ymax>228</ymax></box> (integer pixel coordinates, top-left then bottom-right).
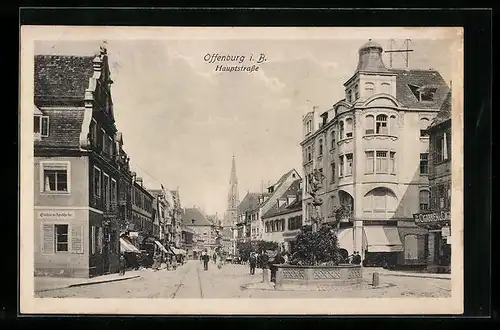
<box><xmin>42</xmin><ymin>224</ymin><xmax>55</xmax><ymax>254</ymax></box>
<box><xmin>70</xmin><ymin>224</ymin><xmax>84</xmax><ymax>254</ymax></box>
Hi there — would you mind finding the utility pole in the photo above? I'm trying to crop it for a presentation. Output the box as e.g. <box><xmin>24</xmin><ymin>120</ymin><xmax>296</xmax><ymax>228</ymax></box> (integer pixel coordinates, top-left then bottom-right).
<box><xmin>385</xmin><ymin>39</ymin><xmax>414</xmax><ymax>69</ymax></box>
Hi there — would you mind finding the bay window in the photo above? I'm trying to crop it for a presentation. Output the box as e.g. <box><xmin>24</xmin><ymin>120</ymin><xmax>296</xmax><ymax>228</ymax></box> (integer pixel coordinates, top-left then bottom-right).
<box><xmin>346</xmin><ymin>153</ymin><xmax>353</xmax><ymax>176</ymax></box>
<box><xmin>365</xmin><ymin>115</ymin><xmax>375</xmax><ymax>134</ymax></box>
<box><xmin>376</xmin><ymin>151</ymin><xmax>388</xmax><ymax>173</ymax></box>
<box><xmin>345</xmin><ymin>118</ymin><xmax>353</xmax><ymax>138</ymax></box>
<box><xmin>365</xmin><ymin>151</ymin><xmax>374</xmax><ymax>173</ymax></box>
<box><xmin>376</xmin><ymin>114</ymin><xmax>388</xmax><ymax>134</ymax></box>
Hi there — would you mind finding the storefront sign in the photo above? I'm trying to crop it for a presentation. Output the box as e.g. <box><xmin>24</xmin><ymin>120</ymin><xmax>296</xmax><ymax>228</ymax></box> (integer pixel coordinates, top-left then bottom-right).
<box><xmin>37</xmin><ymin>210</ymin><xmax>75</xmax><ymax>220</ymax></box>
<box><xmin>441</xmin><ymin>226</ymin><xmax>451</xmax><ymax>237</ymax></box>
<box><xmin>413</xmin><ymin>211</ymin><xmax>451</xmax><ymax>225</ymax></box>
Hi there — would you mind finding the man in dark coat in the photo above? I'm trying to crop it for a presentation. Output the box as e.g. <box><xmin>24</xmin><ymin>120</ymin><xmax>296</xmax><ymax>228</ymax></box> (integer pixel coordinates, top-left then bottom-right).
<box><xmin>202</xmin><ymin>251</ymin><xmax>210</xmax><ymax>271</ymax></box>
<box><xmin>249</xmin><ymin>253</ymin><xmax>257</xmax><ymax>275</ymax></box>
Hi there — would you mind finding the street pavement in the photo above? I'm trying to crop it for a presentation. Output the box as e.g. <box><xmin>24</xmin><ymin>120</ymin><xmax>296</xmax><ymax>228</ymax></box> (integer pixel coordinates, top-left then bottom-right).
<box><xmin>35</xmin><ymin>260</ymin><xmax>451</xmax><ymax>299</ymax></box>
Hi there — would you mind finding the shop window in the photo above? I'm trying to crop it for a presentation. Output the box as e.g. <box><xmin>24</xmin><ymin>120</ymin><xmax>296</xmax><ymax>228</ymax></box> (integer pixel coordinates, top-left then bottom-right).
<box><xmin>345</xmin><ymin>118</ymin><xmax>353</xmax><ymax>138</ymax></box>
<box><xmin>420</xmin><ymin>153</ymin><xmax>429</xmax><ymax>175</ymax></box>
<box><xmin>365</xmin><ymin>151</ymin><xmax>374</xmax><ymax>174</ymax></box>
<box><xmin>376</xmin><ymin>114</ymin><xmax>388</xmax><ymax>134</ymax></box>
<box><xmin>404</xmin><ymin>235</ymin><xmax>419</xmax><ymax>260</ymax></box>
<box><xmin>419</xmin><ymin>190</ymin><xmax>430</xmax><ymax>212</ymax></box>
<box><xmin>365</xmin><ymin>115</ymin><xmax>375</xmax><ymax>135</ymax></box>
<box><xmin>41</xmin><ymin>161</ymin><xmax>70</xmax><ymax>193</ymax></box>
<box><xmin>54</xmin><ymin>224</ymin><xmax>69</xmax><ymax>252</ymax></box>
<box><xmin>34</xmin><ymin>115</ymin><xmax>49</xmax><ymax>137</ymax></box>
<box><xmin>345</xmin><ymin>153</ymin><xmax>353</xmax><ymax>176</ymax></box>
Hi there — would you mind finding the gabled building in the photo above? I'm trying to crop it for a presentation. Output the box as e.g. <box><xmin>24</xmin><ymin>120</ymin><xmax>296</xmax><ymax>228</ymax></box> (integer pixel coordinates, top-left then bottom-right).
<box><xmin>300</xmin><ymin>40</ymin><xmax>450</xmax><ymax>268</ymax></box>
<box><xmin>182</xmin><ymin>207</ymin><xmax>217</xmax><ymax>255</ymax></box>
<box><xmin>236</xmin><ymin>192</ymin><xmax>262</xmax><ymax>243</ymax></box>
<box><xmin>34</xmin><ymin>47</ymin><xmax>131</xmax><ymax>278</ymax></box>
<box><xmin>261</xmin><ymin>178</ymin><xmax>303</xmax><ymax>252</ymax></box>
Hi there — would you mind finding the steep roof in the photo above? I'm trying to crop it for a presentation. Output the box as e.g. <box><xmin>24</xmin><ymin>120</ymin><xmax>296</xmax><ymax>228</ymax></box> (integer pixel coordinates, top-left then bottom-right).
<box><xmin>182</xmin><ymin>208</ymin><xmax>213</xmax><ymax>227</ymax></box>
<box><xmin>262</xmin><ymin>179</ymin><xmax>302</xmax><ymax>219</ymax></box>
<box><xmin>390</xmin><ymin>69</ymin><xmax>449</xmax><ymax>109</ymax></box>
<box><xmin>237</xmin><ymin>192</ymin><xmax>261</xmax><ymax>213</ymax></box>
<box><xmin>429</xmin><ymin>89</ymin><xmax>452</xmax><ymax>128</ymax></box>
<box><xmin>34</xmin><ymin>108</ymin><xmax>85</xmax><ymax>150</ymax></box>
<box><xmin>34</xmin><ymin>55</ymin><xmax>95</xmax><ymax>102</ymax></box>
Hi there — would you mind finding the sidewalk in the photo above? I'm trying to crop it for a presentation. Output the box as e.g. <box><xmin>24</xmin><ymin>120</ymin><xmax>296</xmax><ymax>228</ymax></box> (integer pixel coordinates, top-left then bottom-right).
<box><xmin>35</xmin><ymin>270</ymin><xmax>142</xmax><ymax>293</ymax></box>
<box><xmin>364</xmin><ymin>267</ymin><xmax>451</xmax><ymax>280</ymax></box>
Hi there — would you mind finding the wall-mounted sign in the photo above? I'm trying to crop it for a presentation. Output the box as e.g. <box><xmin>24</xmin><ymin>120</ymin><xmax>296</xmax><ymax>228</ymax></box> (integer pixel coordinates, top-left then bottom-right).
<box><xmin>413</xmin><ymin>210</ymin><xmax>451</xmax><ymax>225</ymax></box>
<box><xmin>441</xmin><ymin>226</ymin><xmax>451</xmax><ymax>237</ymax></box>
<box><xmin>37</xmin><ymin>210</ymin><xmax>75</xmax><ymax>220</ymax></box>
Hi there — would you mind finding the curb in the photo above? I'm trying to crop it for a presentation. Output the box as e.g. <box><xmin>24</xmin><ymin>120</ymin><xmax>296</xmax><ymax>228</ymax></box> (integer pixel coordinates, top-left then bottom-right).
<box><xmin>35</xmin><ymin>275</ymin><xmax>141</xmax><ymax>293</ymax></box>
<box><xmin>379</xmin><ymin>273</ymin><xmax>450</xmax><ymax>280</ymax></box>
<box><xmin>68</xmin><ymin>275</ymin><xmax>141</xmax><ymax>288</ymax></box>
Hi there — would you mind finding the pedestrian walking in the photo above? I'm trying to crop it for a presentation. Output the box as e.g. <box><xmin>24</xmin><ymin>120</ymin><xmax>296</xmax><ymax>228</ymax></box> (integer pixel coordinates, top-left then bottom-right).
<box><xmin>353</xmin><ymin>251</ymin><xmax>362</xmax><ymax>265</ymax></box>
<box><xmin>213</xmin><ymin>252</ymin><xmax>217</xmax><ymax>264</ymax></box>
<box><xmin>249</xmin><ymin>253</ymin><xmax>257</xmax><ymax>275</ymax></box>
<box><xmin>202</xmin><ymin>251</ymin><xmax>210</xmax><ymax>271</ymax></box>
<box><xmin>119</xmin><ymin>253</ymin><xmax>126</xmax><ymax>276</ymax></box>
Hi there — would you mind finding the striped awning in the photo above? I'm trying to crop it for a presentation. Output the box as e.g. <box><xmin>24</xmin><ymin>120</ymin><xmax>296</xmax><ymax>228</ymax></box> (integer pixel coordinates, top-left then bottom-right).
<box><xmin>363</xmin><ymin>226</ymin><xmax>403</xmax><ymax>253</ymax></box>
<box><xmin>154</xmin><ymin>240</ymin><xmax>171</xmax><ymax>254</ymax></box>
<box><xmin>120</xmin><ymin>237</ymin><xmax>140</xmax><ymax>253</ymax></box>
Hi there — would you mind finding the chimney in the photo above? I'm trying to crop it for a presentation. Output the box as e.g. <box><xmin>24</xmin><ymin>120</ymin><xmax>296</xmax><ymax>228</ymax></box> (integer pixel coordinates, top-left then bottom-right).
<box><xmin>356</xmin><ymin>39</ymin><xmax>389</xmax><ymax>73</ymax></box>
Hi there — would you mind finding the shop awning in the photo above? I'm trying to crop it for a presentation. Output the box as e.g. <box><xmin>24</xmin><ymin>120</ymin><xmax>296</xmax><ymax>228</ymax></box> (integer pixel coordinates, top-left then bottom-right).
<box><xmin>170</xmin><ymin>247</ymin><xmax>185</xmax><ymax>255</ymax></box>
<box><xmin>363</xmin><ymin>226</ymin><xmax>403</xmax><ymax>253</ymax></box>
<box><xmin>120</xmin><ymin>237</ymin><xmax>141</xmax><ymax>253</ymax></box>
<box><xmin>337</xmin><ymin>228</ymin><xmax>355</xmax><ymax>255</ymax></box>
<box><xmin>154</xmin><ymin>240</ymin><xmax>171</xmax><ymax>254</ymax></box>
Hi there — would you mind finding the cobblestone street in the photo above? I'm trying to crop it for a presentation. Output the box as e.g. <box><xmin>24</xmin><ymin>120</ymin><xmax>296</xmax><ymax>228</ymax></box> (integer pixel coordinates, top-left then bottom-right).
<box><xmin>36</xmin><ymin>260</ymin><xmax>451</xmax><ymax>299</ymax></box>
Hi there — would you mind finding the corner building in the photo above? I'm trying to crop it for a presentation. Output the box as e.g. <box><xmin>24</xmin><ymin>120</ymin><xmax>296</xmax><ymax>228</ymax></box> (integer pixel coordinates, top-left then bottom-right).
<box><xmin>300</xmin><ymin>40</ymin><xmax>450</xmax><ymax>268</ymax></box>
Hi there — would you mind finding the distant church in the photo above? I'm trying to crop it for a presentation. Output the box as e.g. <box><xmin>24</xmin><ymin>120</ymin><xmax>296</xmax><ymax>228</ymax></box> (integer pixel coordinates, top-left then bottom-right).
<box><xmin>223</xmin><ymin>155</ymin><xmax>239</xmax><ymax>230</ymax></box>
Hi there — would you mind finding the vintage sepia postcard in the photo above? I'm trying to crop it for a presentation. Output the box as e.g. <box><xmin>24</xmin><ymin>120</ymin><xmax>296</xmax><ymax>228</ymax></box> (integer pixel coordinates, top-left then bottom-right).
<box><xmin>20</xmin><ymin>26</ymin><xmax>464</xmax><ymax>315</ymax></box>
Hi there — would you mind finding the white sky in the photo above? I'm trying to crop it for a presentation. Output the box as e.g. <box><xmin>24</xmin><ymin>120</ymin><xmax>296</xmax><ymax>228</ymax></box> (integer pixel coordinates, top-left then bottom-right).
<box><xmin>34</xmin><ymin>32</ymin><xmax>456</xmax><ymax>216</ymax></box>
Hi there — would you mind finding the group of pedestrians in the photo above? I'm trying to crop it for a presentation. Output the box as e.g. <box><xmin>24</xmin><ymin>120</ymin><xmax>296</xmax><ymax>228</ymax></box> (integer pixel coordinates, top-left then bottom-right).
<box><xmin>348</xmin><ymin>251</ymin><xmax>362</xmax><ymax>265</ymax></box>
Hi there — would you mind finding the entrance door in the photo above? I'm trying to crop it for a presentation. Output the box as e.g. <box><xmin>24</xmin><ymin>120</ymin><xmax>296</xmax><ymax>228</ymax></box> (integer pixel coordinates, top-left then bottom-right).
<box><xmin>102</xmin><ymin>226</ymin><xmax>110</xmax><ymax>274</ymax></box>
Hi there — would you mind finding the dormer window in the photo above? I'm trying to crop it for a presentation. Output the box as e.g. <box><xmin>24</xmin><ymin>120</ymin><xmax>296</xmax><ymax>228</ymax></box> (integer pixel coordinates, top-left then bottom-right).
<box><xmin>305</xmin><ymin>119</ymin><xmax>312</xmax><ymax>135</ymax></box>
<box><xmin>408</xmin><ymin>84</ymin><xmax>437</xmax><ymax>102</ymax></box>
<box><xmin>34</xmin><ymin>115</ymin><xmax>49</xmax><ymax>137</ymax></box>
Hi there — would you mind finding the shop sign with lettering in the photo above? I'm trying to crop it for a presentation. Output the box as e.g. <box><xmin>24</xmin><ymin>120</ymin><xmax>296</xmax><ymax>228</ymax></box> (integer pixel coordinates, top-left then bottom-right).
<box><xmin>413</xmin><ymin>211</ymin><xmax>451</xmax><ymax>225</ymax></box>
<box><xmin>37</xmin><ymin>210</ymin><xmax>75</xmax><ymax>220</ymax></box>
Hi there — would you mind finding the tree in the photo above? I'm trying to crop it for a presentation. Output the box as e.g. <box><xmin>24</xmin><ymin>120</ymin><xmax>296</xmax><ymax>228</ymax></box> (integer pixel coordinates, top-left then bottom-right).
<box><xmin>236</xmin><ymin>241</ymin><xmax>253</xmax><ymax>261</ymax></box>
<box><xmin>236</xmin><ymin>240</ymin><xmax>279</xmax><ymax>262</ymax></box>
<box><xmin>290</xmin><ymin>223</ymin><xmax>341</xmax><ymax>266</ymax></box>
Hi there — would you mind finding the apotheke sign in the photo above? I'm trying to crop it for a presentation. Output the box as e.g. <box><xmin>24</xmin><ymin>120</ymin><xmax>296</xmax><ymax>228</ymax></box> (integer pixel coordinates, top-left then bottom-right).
<box><xmin>37</xmin><ymin>210</ymin><xmax>75</xmax><ymax>220</ymax></box>
<box><xmin>413</xmin><ymin>211</ymin><xmax>450</xmax><ymax>224</ymax></box>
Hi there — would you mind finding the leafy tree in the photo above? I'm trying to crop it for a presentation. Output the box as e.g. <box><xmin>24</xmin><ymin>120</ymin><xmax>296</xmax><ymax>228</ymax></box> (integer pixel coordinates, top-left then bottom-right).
<box><xmin>290</xmin><ymin>223</ymin><xmax>340</xmax><ymax>266</ymax></box>
<box><xmin>236</xmin><ymin>241</ymin><xmax>253</xmax><ymax>261</ymax></box>
<box><xmin>236</xmin><ymin>240</ymin><xmax>279</xmax><ymax>261</ymax></box>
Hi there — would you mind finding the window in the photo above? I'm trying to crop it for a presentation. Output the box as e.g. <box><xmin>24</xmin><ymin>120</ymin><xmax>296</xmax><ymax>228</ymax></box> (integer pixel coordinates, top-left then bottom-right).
<box><xmin>363</xmin><ymin>187</ymin><xmax>398</xmax><ymax>218</ymax></box>
<box><xmin>111</xmin><ymin>179</ymin><xmax>117</xmax><ymax>204</ymax></box>
<box><xmin>108</xmin><ymin>136</ymin><xmax>113</xmax><ymax>156</ymax></box>
<box><xmin>346</xmin><ymin>153</ymin><xmax>353</xmax><ymax>176</ymax></box>
<box><xmin>288</xmin><ymin>216</ymin><xmax>303</xmax><ymax>230</ymax></box>
<box><xmin>420</xmin><ymin>153</ymin><xmax>429</xmax><ymax>175</ymax></box>
<box><xmin>434</xmin><ymin>134</ymin><xmax>445</xmax><ymax>163</ymax></box>
<box><xmin>419</xmin><ymin>190</ymin><xmax>430</xmax><ymax>212</ymax></box>
<box><xmin>381</xmin><ymin>82</ymin><xmax>391</xmax><ymax>93</ymax></box>
<box><xmin>420</xmin><ymin>118</ymin><xmax>429</xmax><ymax>137</ymax></box>
<box><xmin>345</xmin><ymin>118</ymin><xmax>353</xmax><ymax>138</ymax></box>
<box><xmin>93</xmin><ymin>167</ymin><xmax>101</xmax><ymax>198</ymax></box>
<box><xmin>55</xmin><ymin>224</ymin><xmax>69</xmax><ymax>252</ymax></box>
<box><xmin>330</xmin><ymin>162</ymin><xmax>336</xmax><ymax>183</ymax></box>
<box><xmin>404</xmin><ymin>235</ymin><xmax>419</xmax><ymax>260</ymax></box>
<box><xmin>34</xmin><ymin>115</ymin><xmax>49</xmax><ymax>137</ymax></box>
<box><xmin>307</xmin><ymin>146</ymin><xmax>312</xmax><ymax>162</ymax></box>
<box><xmin>365</xmin><ymin>151</ymin><xmax>375</xmax><ymax>173</ymax></box>
<box><xmin>281</xmin><ymin>219</ymin><xmax>286</xmax><ymax>231</ymax></box>
<box><xmin>390</xmin><ymin>115</ymin><xmax>397</xmax><ymax>135</ymax></box>
<box><xmin>376</xmin><ymin>151</ymin><xmax>388</xmax><ymax>173</ymax></box>
<box><xmin>376</xmin><ymin>114</ymin><xmax>388</xmax><ymax>134</ymax></box>
<box><xmin>365</xmin><ymin>115</ymin><xmax>375</xmax><ymax>135</ymax></box>
<box><xmin>306</xmin><ymin>120</ymin><xmax>312</xmax><ymax>135</ymax></box>
<box><xmin>330</xmin><ymin>130</ymin><xmax>336</xmax><ymax>149</ymax></box>
<box><xmin>103</xmin><ymin>173</ymin><xmax>110</xmax><ymax>207</ymax></box>
<box><xmin>420</xmin><ymin>87</ymin><xmax>437</xmax><ymax>102</ymax></box>
<box><xmin>339</xmin><ymin>155</ymin><xmax>344</xmax><ymax>177</ymax></box>
<box><xmin>389</xmin><ymin>152</ymin><xmax>396</xmax><ymax>174</ymax></box>
<box><xmin>319</xmin><ymin>139</ymin><xmax>323</xmax><ymax>156</ymax></box>
<box><xmin>339</xmin><ymin>121</ymin><xmax>344</xmax><ymax>139</ymax></box>
<box><xmin>41</xmin><ymin>162</ymin><xmax>69</xmax><ymax>193</ymax></box>
<box><xmin>90</xmin><ymin>119</ymin><xmax>97</xmax><ymax>145</ymax></box>
<box><xmin>354</xmin><ymin>84</ymin><xmax>359</xmax><ymax>100</ymax></box>
<box><xmin>348</xmin><ymin>90</ymin><xmax>352</xmax><ymax>102</ymax></box>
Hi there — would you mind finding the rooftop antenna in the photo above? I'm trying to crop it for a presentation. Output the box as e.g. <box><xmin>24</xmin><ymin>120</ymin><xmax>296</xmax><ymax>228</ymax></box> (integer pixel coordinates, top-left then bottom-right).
<box><xmin>385</xmin><ymin>39</ymin><xmax>414</xmax><ymax>69</ymax></box>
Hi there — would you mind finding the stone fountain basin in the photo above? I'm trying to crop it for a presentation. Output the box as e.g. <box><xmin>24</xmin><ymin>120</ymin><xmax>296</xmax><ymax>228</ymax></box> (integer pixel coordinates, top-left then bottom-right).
<box><xmin>273</xmin><ymin>263</ymin><xmax>363</xmax><ymax>289</ymax></box>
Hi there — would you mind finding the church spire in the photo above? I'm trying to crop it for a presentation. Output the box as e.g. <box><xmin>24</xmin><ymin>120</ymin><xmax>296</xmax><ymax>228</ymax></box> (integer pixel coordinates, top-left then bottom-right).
<box><xmin>230</xmin><ymin>154</ymin><xmax>238</xmax><ymax>184</ymax></box>
<box><xmin>223</xmin><ymin>155</ymin><xmax>239</xmax><ymax>228</ymax></box>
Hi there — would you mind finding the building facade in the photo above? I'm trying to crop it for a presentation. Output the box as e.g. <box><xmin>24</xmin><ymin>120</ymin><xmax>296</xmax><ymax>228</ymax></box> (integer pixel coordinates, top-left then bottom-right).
<box><xmin>130</xmin><ymin>178</ymin><xmax>155</xmax><ymax>247</ymax></box>
<box><xmin>300</xmin><ymin>40</ymin><xmax>450</xmax><ymax>268</ymax></box>
<box><xmin>183</xmin><ymin>208</ymin><xmax>218</xmax><ymax>254</ymax></box>
<box><xmin>413</xmin><ymin>89</ymin><xmax>452</xmax><ymax>272</ymax></box>
<box><xmin>34</xmin><ymin>47</ymin><xmax>130</xmax><ymax>278</ymax></box>
<box><xmin>236</xmin><ymin>192</ymin><xmax>261</xmax><ymax>243</ymax></box>
<box><xmin>261</xmin><ymin>178</ymin><xmax>303</xmax><ymax>252</ymax></box>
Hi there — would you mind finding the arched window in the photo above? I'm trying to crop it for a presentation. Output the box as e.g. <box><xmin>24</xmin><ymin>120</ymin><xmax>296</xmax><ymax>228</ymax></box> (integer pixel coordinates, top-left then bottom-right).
<box><xmin>363</xmin><ymin>187</ymin><xmax>398</xmax><ymax>218</ymax></box>
<box><xmin>365</xmin><ymin>115</ymin><xmax>375</xmax><ymax>135</ymax></box>
<box><xmin>376</xmin><ymin>114</ymin><xmax>388</xmax><ymax>134</ymax></box>
<box><xmin>307</xmin><ymin>146</ymin><xmax>312</xmax><ymax>162</ymax></box>
<box><xmin>330</xmin><ymin>130</ymin><xmax>336</xmax><ymax>149</ymax></box>
<box><xmin>345</xmin><ymin>118</ymin><xmax>353</xmax><ymax>138</ymax></box>
<box><xmin>339</xmin><ymin>121</ymin><xmax>344</xmax><ymax>139</ymax></box>
<box><xmin>419</xmin><ymin>190</ymin><xmax>430</xmax><ymax>212</ymax></box>
<box><xmin>319</xmin><ymin>139</ymin><xmax>323</xmax><ymax>155</ymax></box>
<box><xmin>404</xmin><ymin>235</ymin><xmax>419</xmax><ymax>260</ymax></box>
<box><xmin>420</xmin><ymin>118</ymin><xmax>429</xmax><ymax>137</ymax></box>
<box><xmin>389</xmin><ymin>115</ymin><xmax>397</xmax><ymax>135</ymax></box>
